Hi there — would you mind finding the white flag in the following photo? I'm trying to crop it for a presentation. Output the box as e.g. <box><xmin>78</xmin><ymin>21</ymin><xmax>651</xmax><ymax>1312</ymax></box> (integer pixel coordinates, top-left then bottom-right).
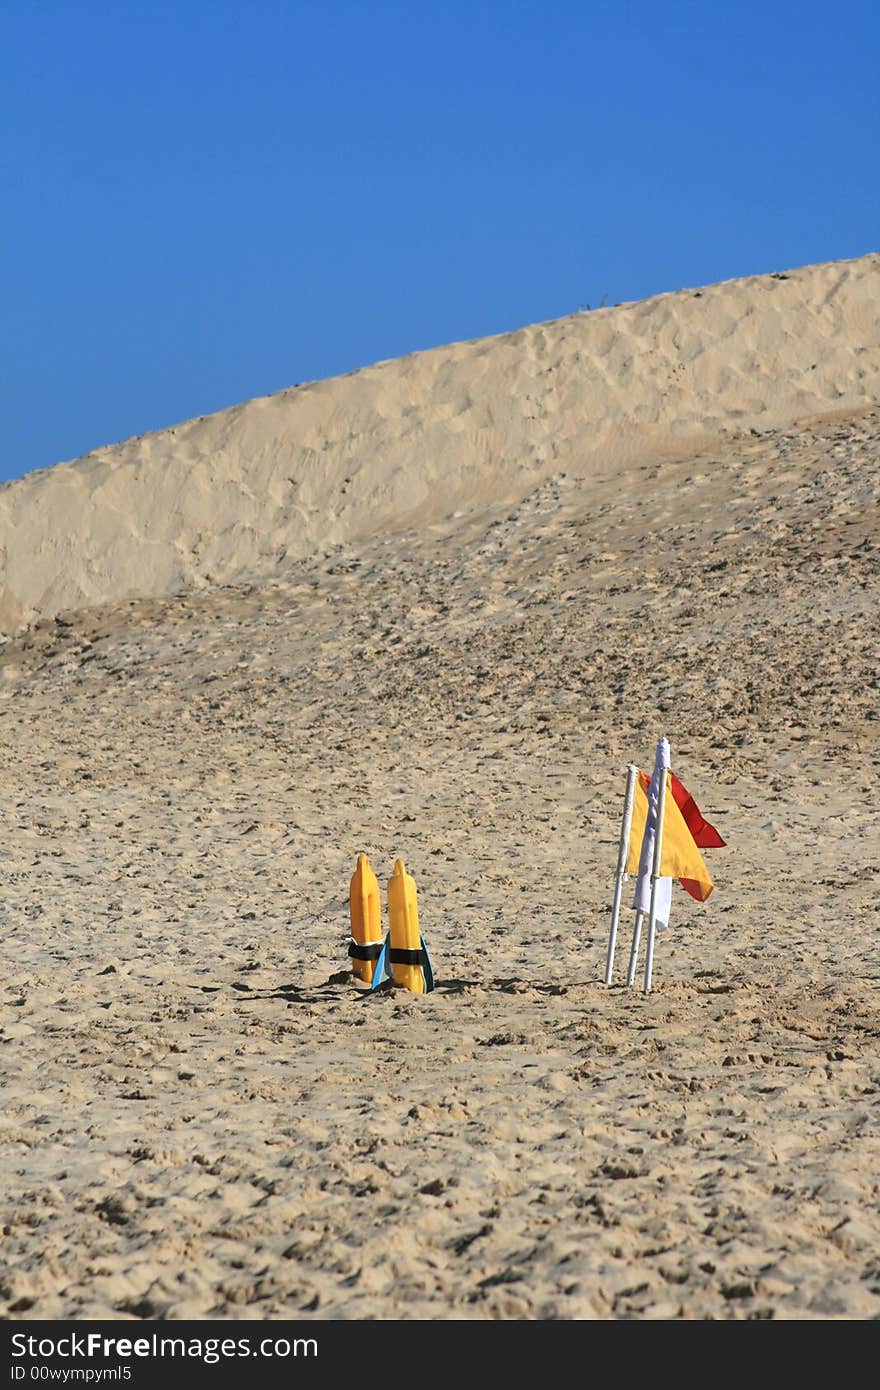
<box><xmin>633</xmin><ymin>736</ymin><xmax>672</xmax><ymax>931</ymax></box>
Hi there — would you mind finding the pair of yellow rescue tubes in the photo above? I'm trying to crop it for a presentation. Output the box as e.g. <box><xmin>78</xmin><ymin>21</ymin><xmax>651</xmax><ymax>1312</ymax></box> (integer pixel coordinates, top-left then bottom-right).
<box><xmin>348</xmin><ymin>854</ymin><xmax>434</xmax><ymax>994</ymax></box>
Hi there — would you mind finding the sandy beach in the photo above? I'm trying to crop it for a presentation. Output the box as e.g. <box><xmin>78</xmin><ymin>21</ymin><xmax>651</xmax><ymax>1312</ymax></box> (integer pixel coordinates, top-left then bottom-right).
<box><xmin>1</xmin><ymin>259</ymin><xmax>879</xmax><ymax>1320</ymax></box>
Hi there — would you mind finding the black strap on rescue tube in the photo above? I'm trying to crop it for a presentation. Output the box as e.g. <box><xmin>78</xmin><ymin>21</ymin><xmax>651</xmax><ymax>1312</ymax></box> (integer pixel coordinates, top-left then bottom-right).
<box><xmin>388</xmin><ymin>947</ymin><xmax>425</xmax><ymax>966</ymax></box>
<box><xmin>349</xmin><ymin>941</ymin><xmax>383</xmax><ymax>961</ymax></box>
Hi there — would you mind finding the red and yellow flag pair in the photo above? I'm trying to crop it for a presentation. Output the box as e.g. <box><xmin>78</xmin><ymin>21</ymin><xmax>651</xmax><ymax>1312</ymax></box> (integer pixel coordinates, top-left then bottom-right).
<box><xmin>625</xmin><ymin>769</ymin><xmax>725</xmax><ymax>902</ymax></box>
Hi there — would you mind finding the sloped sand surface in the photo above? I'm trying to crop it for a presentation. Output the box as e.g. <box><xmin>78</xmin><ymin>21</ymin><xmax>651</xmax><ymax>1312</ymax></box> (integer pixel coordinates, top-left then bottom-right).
<box><xmin>1</xmin><ymin>254</ymin><xmax>879</xmax><ymax>632</ymax></box>
<box><xmin>1</xmin><ymin>400</ymin><xmax>878</xmax><ymax>1319</ymax></box>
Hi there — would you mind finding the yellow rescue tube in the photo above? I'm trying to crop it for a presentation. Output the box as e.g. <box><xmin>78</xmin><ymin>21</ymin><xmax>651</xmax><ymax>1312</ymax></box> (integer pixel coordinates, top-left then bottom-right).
<box><xmin>387</xmin><ymin>858</ymin><xmax>425</xmax><ymax>994</ymax></box>
<box><xmin>349</xmin><ymin>853</ymin><xmax>382</xmax><ymax>983</ymax></box>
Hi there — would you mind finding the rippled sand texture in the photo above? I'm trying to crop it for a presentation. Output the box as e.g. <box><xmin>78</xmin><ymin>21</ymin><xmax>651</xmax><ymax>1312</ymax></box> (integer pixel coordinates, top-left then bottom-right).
<box><xmin>2</xmin><ymin>398</ymin><xmax>878</xmax><ymax>1319</ymax></box>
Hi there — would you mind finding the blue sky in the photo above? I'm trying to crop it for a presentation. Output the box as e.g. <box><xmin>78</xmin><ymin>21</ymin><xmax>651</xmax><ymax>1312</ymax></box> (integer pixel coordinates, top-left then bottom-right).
<box><xmin>2</xmin><ymin>0</ymin><xmax>877</xmax><ymax>483</ymax></box>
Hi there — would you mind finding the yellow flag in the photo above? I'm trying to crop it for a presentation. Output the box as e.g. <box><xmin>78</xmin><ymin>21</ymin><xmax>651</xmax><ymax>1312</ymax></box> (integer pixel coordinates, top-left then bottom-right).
<box><xmin>626</xmin><ymin>771</ymin><xmax>714</xmax><ymax>901</ymax></box>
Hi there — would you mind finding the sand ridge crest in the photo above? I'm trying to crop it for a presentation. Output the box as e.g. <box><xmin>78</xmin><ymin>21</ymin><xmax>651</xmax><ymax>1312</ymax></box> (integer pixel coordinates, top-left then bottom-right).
<box><xmin>1</xmin><ymin>253</ymin><xmax>878</xmax><ymax>632</ymax></box>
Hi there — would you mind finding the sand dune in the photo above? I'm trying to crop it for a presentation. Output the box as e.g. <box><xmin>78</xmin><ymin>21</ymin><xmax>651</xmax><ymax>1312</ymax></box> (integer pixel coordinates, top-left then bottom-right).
<box><xmin>2</xmin><ymin>259</ymin><xmax>879</xmax><ymax>1320</ymax></box>
<box><xmin>1</xmin><ymin>253</ymin><xmax>879</xmax><ymax>632</ymax></box>
<box><xmin>1</xmin><ymin>387</ymin><xmax>878</xmax><ymax>1318</ymax></box>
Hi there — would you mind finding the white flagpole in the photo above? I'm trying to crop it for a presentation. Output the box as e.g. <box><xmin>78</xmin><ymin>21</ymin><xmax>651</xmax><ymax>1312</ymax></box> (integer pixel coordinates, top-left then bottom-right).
<box><xmin>604</xmin><ymin>763</ymin><xmax>639</xmax><ymax>985</ymax></box>
<box><xmin>643</xmin><ymin>768</ymin><xmax>669</xmax><ymax>993</ymax></box>
<box><xmin>626</xmin><ymin>910</ymin><xmax>645</xmax><ymax>987</ymax></box>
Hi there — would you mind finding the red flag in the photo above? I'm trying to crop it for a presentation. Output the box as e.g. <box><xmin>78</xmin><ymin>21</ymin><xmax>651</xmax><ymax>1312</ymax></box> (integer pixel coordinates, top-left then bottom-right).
<box><xmin>669</xmin><ymin>772</ymin><xmax>725</xmax><ymax>901</ymax></box>
<box><xmin>670</xmin><ymin>772</ymin><xmax>725</xmax><ymax>847</ymax></box>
